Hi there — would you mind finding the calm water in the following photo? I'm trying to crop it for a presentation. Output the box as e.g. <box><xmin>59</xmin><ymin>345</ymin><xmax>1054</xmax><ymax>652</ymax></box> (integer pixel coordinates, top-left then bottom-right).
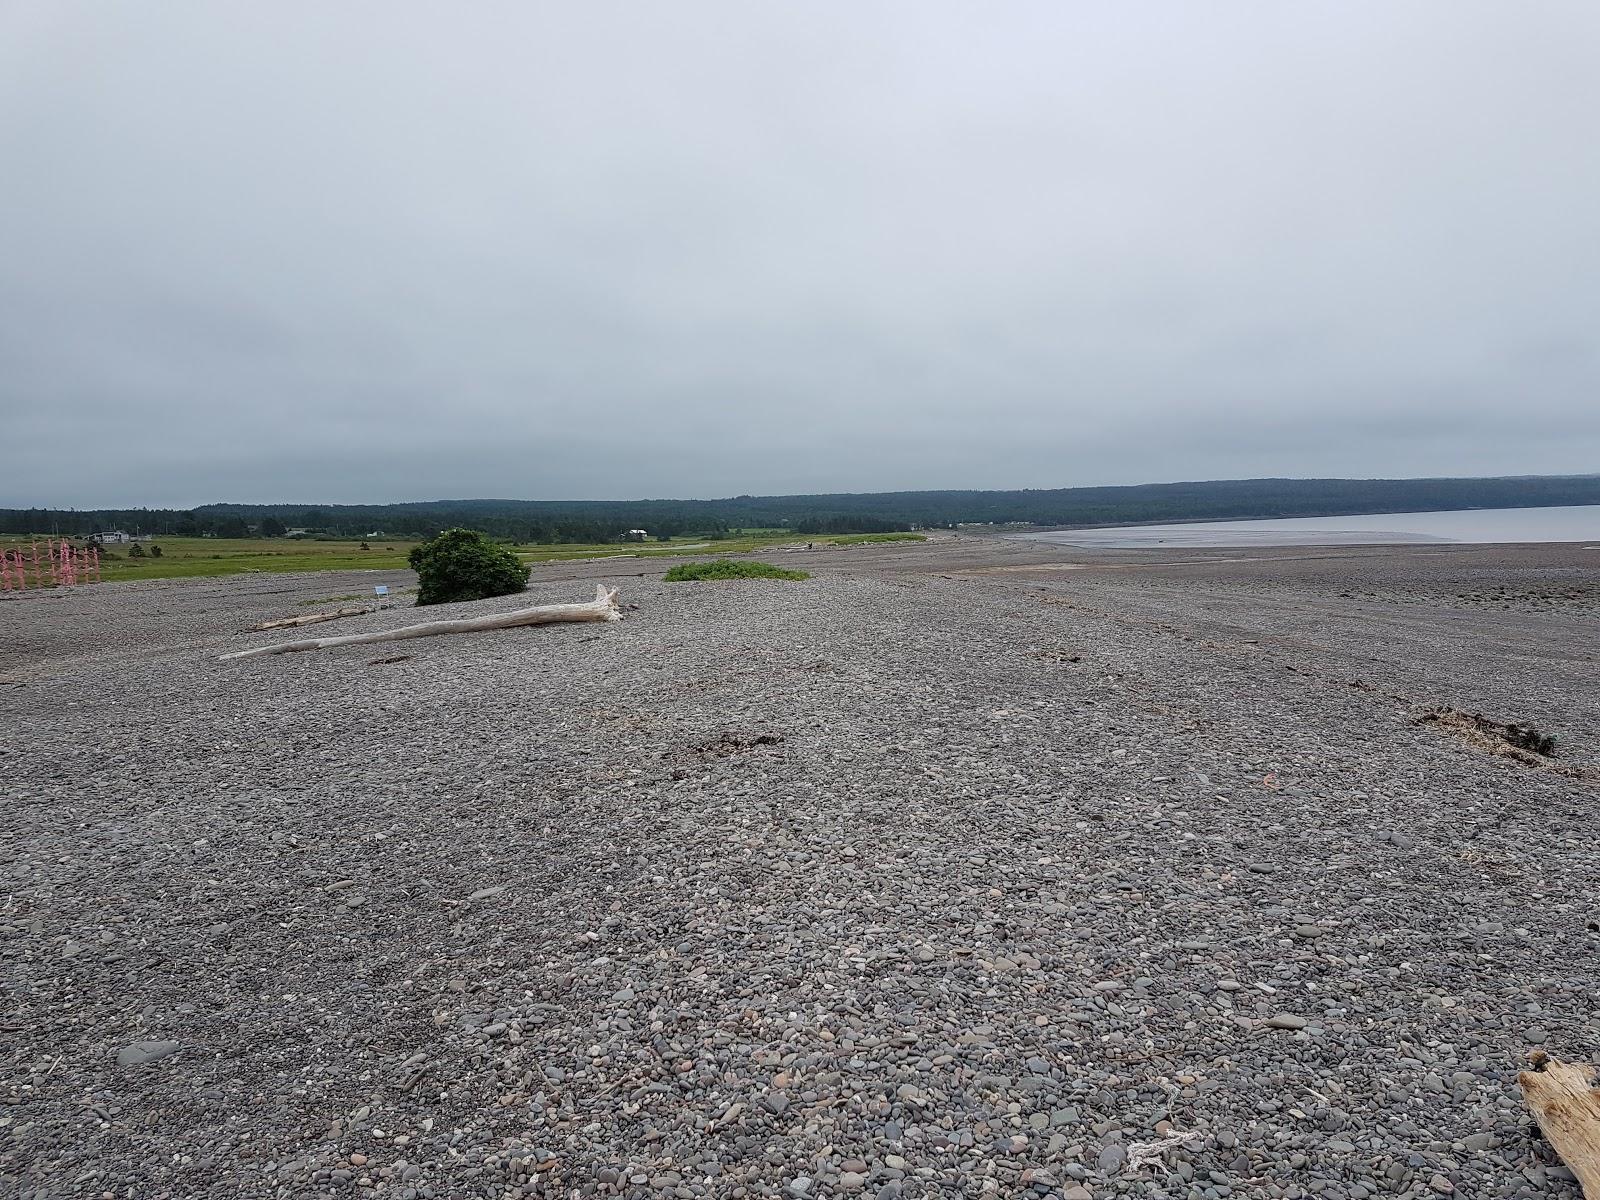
<box><xmin>1015</xmin><ymin>504</ymin><xmax>1600</xmax><ymax>549</ymax></box>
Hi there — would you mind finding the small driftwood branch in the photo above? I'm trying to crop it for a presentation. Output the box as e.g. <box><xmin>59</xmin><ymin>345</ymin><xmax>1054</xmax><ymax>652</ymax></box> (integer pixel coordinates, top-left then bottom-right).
<box><xmin>222</xmin><ymin>586</ymin><xmax>621</xmax><ymax>661</ymax></box>
<box><xmin>252</xmin><ymin>606</ymin><xmax>375</xmax><ymax>631</ymax></box>
<box><xmin>1519</xmin><ymin>1053</ymin><xmax>1600</xmax><ymax>1198</ymax></box>
<box><xmin>1127</xmin><ymin>1130</ymin><xmax>1202</xmax><ymax>1173</ymax></box>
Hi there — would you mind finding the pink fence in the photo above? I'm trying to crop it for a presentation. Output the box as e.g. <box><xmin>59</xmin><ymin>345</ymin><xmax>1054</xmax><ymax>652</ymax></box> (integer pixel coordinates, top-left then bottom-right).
<box><xmin>0</xmin><ymin>540</ymin><xmax>102</xmax><ymax>591</ymax></box>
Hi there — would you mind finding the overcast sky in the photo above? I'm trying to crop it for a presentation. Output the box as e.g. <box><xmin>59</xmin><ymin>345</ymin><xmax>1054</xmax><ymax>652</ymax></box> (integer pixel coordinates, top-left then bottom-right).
<box><xmin>2</xmin><ymin>2</ymin><xmax>1597</xmax><ymax>507</ymax></box>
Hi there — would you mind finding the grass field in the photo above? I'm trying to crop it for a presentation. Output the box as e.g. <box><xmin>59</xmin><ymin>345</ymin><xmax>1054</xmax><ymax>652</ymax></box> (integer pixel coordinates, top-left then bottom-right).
<box><xmin>0</xmin><ymin>530</ymin><xmax>827</xmax><ymax>583</ymax></box>
<box><xmin>1</xmin><ymin>537</ymin><xmax>419</xmax><ymax>582</ymax></box>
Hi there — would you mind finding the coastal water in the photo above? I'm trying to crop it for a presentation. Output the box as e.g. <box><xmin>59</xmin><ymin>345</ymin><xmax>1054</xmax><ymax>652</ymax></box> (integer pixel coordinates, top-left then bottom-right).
<box><xmin>1015</xmin><ymin>504</ymin><xmax>1600</xmax><ymax>550</ymax></box>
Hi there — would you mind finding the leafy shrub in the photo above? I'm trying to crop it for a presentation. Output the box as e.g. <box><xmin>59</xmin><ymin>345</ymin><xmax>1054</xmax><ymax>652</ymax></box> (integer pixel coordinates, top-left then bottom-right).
<box><xmin>149</xmin><ymin>544</ymin><xmax>163</xmax><ymax>557</ymax></box>
<box><xmin>663</xmin><ymin>560</ymin><xmax>809</xmax><ymax>582</ymax></box>
<box><xmin>408</xmin><ymin>528</ymin><xmax>528</xmax><ymax>606</ymax></box>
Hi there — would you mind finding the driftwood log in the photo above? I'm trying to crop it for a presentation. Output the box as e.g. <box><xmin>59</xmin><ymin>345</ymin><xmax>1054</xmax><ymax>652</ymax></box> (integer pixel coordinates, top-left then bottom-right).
<box><xmin>1519</xmin><ymin>1054</ymin><xmax>1600</xmax><ymax>1198</ymax></box>
<box><xmin>251</xmin><ymin>606</ymin><xmax>375</xmax><ymax>631</ymax></box>
<box><xmin>221</xmin><ymin>586</ymin><xmax>621</xmax><ymax>661</ymax></box>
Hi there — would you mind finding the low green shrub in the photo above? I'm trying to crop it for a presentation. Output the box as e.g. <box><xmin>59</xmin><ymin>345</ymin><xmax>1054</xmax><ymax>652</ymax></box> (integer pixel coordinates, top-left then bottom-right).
<box><xmin>408</xmin><ymin>528</ymin><xmax>528</xmax><ymax>606</ymax></box>
<box><xmin>663</xmin><ymin>560</ymin><xmax>809</xmax><ymax>582</ymax></box>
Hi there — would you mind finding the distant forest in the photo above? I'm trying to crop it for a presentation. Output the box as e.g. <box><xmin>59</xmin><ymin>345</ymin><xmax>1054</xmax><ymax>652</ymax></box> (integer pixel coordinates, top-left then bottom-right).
<box><xmin>5</xmin><ymin>474</ymin><xmax>1599</xmax><ymax>542</ymax></box>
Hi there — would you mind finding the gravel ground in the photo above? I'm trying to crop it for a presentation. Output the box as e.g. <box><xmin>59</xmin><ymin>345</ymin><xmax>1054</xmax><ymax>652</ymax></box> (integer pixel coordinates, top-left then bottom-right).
<box><xmin>2</xmin><ymin>541</ymin><xmax>1596</xmax><ymax>1200</ymax></box>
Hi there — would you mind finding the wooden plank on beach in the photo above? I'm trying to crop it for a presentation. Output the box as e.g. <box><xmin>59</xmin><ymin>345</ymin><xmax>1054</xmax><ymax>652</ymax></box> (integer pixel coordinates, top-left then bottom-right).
<box><xmin>1519</xmin><ymin>1054</ymin><xmax>1600</xmax><ymax>1198</ymax></box>
<box><xmin>251</xmin><ymin>606</ymin><xmax>374</xmax><ymax>631</ymax></box>
<box><xmin>223</xmin><ymin>585</ymin><xmax>621</xmax><ymax>660</ymax></box>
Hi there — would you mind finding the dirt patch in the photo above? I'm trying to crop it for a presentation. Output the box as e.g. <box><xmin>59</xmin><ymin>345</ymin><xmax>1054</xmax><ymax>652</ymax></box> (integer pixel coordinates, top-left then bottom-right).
<box><xmin>1415</xmin><ymin>707</ymin><xmax>1558</xmax><ymax>764</ymax></box>
<box><xmin>694</xmin><ymin>731</ymin><xmax>785</xmax><ymax>758</ymax></box>
<box><xmin>1030</xmin><ymin>647</ymin><xmax>1083</xmax><ymax>663</ymax></box>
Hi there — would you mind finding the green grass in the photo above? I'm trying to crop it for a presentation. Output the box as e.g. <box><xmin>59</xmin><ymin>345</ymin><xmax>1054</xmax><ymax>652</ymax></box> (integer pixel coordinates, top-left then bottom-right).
<box><xmin>830</xmin><ymin>532</ymin><xmax>927</xmax><ymax>544</ymax></box>
<box><xmin>0</xmin><ymin>526</ymin><xmax>910</xmax><ymax>583</ymax></box>
<box><xmin>0</xmin><ymin>531</ymin><xmax>811</xmax><ymax>583</ymax></box>
<box><xmin>0</xmin><ymin>536</ymin><xmax>422</xmax><ymax>582</ymax></box>
<box><xmin>514</xmin><ymin>531</ymin><xmax>806</xmax><ymax>563</ymax></box>
<box><xmin>662</xmin><ymin>560</ymin><xmax>810</xmax><ymax>582</ymax></box>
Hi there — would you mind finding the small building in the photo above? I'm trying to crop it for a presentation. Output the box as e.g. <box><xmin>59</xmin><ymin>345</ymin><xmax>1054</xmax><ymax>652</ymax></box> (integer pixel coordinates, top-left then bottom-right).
<box><xmin>624</xmin><ymin>529</ymin><xmax>649</xmax><ymax>541</ymax></box>
<box><xmin>284</xmin><ymin>528</ymin><xmax>311</xmax><ymax>538</ymax></box>
<box><xmin>94</xmin><ymin>531</ymin><xmax>131</xmax><ymax>544</ymax></box>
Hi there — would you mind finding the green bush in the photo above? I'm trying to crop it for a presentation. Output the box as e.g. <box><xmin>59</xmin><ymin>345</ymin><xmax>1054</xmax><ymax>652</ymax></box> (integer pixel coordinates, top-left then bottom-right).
<box><xmin>408</xmin><ymin>528</ymin><xmax>528</xmax><ymax>606</ymax></box>
<box><xmin>663</xmin><ymin>559</ymin><xmax>809</xmax><ymax>582</ymax></box>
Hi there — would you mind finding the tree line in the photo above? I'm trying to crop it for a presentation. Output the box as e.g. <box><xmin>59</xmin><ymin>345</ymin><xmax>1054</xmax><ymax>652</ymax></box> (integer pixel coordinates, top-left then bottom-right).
<box><xmin>5</xmin><ymin>474</ymin><xmax>1598</xmax><ymax>540</ymax></box>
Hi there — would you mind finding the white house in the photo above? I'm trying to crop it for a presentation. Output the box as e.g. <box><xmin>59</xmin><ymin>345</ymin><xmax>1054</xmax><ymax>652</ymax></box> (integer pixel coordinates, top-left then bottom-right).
<box><xmin>94</xmin><ymin>531</ymin><xmax>132</xmax><ymax>544</ymax></box>
<box><xmin>624</xmin><ymin>529</ymin><xmax>649</xmax><ymax>541</ymax></box>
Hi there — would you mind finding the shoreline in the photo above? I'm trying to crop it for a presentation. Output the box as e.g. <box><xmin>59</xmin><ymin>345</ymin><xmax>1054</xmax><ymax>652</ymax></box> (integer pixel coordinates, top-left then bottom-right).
<box><xmin>1004</xmin><ymin>504</ymin><xmax>1600</xmax><ymax>550</ymax></box>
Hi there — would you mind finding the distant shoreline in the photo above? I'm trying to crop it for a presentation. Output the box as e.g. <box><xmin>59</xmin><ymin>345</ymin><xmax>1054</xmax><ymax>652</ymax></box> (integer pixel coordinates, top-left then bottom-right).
<box><xmin>1006</xmin><ymin>503</ymin><xmax>1600</xmax><ymax>549</ymax></box>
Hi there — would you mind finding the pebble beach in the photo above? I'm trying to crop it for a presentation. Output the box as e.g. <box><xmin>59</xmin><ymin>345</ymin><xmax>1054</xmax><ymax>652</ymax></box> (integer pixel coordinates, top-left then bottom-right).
<box><xmin>2</xmin><ymin>537</ymin><xmax>1596</xmax><ymax>1200</ymax></box>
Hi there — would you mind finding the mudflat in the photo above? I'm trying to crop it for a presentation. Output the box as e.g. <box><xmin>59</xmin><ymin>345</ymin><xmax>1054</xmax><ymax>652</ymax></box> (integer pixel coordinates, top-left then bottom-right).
<box><xmin>2</xmin><ymin>536</ymin><xmax>1596</xmax><ymax>1199</ymax></box>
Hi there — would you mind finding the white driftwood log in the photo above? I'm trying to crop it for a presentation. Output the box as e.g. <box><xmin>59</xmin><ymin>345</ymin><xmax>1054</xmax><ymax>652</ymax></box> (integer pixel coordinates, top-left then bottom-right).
<box><xmin>221</xmin><ymin>585</ymin><xmax>621</xmax><ymax>661</ymax></box>
<box><xmin>1519</xmin><ymin>1054</ymin><xmax>1600</xmax><ymax>1198</ymax></box>
<box><xmin>251</xmin><ymin>605</ymin><xmax>375</xmax><ymax>631</ymax></box>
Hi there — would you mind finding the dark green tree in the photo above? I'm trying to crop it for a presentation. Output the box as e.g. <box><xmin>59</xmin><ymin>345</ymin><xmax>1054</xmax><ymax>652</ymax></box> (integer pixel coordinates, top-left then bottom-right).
<box><xmin>260</xmin><ymin>516</ymin><xmax>287</xmax><ymax>537</ymax></box>
<box><xmin>407</xmin><ymin>528</ymin><xmax>528</xmax><ymax>607</ymax></box>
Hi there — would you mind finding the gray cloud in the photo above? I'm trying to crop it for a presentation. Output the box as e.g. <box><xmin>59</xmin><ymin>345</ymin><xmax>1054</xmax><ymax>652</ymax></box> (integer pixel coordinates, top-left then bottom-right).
<box><xmin>2</xmin><ymin>1</ymin><xmax>1597</xmax><ymax>506</ymax></box>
